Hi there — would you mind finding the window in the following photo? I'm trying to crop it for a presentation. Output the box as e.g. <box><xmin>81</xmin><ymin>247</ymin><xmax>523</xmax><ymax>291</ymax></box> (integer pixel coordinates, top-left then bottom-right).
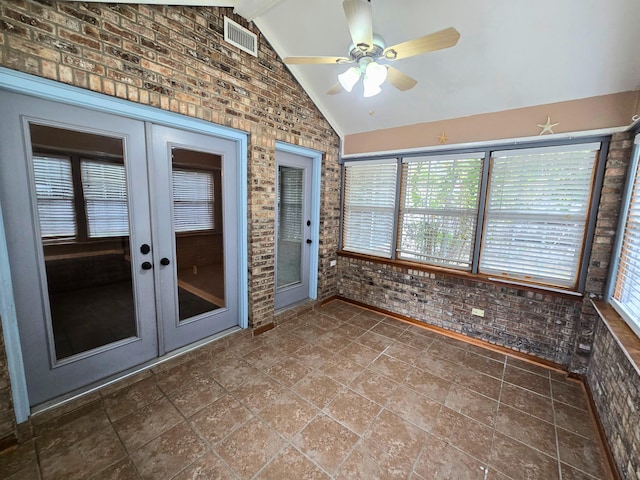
<box><xmin>343</xmin><ymin>160</ymin><xmax>397</xmax><ymax>257</ymax></box>
<box><xmin>399</xmin><ymin>154</ymin><xmax>483</xmax><ymax>269</ymax></box>
<box><xmin>480</xmin><ymin>144</ymin><xmax>600</xmax><ymax>287</ymax></box>
<box><xmin>341</xmin><ymin>140</ymin><xmax>604</xmax><ymax>291</ymax></box>
<box><xmin>33</xmin><ymin>155</ymin><xmax>77</xmax><ymax>239</ymax></box>
<box><xmin>610</xmin><ymin>134</ymin><xmax>640</xmax><ymax>337</ymax></box>
<box><xmin>81</xmin><ymin>159</ymin><xmax>129</xmax><ymax>238</ymax></box>
<box><xmin>172</xmin><ymin>168</ymin><xmax>214</xmax><ymax>233</ymax></box>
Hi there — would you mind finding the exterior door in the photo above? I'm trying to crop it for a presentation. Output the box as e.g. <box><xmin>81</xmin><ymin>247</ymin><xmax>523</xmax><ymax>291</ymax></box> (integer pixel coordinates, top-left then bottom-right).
<box><xmin>274</xmin><ymin>150</ymin><xmax>313</xmax><ymax>309</ymax></box>
<box><xmin>0</xmin><ymin>91</ymin><xmax>241</xmax><ymax>406</ymax></box>
<box><xmin>150</xmin><ymin>125</ymin><xmax>238</xmax><ymax>353</ymax></box>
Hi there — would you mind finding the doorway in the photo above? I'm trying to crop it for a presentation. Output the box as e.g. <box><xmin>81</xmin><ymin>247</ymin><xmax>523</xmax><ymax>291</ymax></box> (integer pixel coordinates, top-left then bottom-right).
<box><xmin>0</xmin><ymin>89</ymin><xmax>245</xmax><ymax>407</ymax></box>
<box><xmin>274</xmin><ymin>147</ymin><xmax>319</xmax><ymax>310</ymax></box>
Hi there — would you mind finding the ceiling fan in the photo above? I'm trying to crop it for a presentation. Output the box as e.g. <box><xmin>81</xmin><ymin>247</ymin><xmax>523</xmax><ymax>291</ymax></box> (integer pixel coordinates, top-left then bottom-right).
<box><xmin>283</xmin><ymin>0</ymin><xmax>460</xmax><ymax>97</ymax></box>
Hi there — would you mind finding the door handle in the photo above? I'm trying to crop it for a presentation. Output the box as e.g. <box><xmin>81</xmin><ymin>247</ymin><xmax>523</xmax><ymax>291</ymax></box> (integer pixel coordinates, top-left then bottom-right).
<box><xmin>160</xmin><ymin>257</ymin><xmax>171</xmax><ymax>266</ymax></box>
<box><xmin>141</xmin><ymin>261</ymin><xmax>153</xmax><ymax>270</ymax></box>
<box><xmin>306</xmin><ymin>239</ymin><xmax>312</xmax><ymax>244</ymax></box>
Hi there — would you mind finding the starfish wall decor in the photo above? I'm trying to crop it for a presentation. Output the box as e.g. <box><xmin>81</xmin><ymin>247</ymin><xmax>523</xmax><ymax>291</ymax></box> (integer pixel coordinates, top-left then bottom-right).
<box><xmin>537</xmin><ymin>116</ymin><xmax>559</xmax><ymax>135</ymax></box>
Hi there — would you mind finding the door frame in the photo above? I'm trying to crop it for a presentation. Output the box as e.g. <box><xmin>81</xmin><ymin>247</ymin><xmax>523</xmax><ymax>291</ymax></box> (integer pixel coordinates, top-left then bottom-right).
<box><xmin>0</xmin><ymin>67</ymin><xmax>248</xmax><ymax>420</ymax></box>
<box><xmin>274</xmin><ymin>141</ymin><xmax>322</xmax><ymax>308</ymax></box>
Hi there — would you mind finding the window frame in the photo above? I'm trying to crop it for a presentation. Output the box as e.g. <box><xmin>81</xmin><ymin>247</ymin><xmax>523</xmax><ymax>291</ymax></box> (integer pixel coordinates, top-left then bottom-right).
<box><xmin>340</xmin><ymin>136</ymin><xmax>609</xmax><ymax>293</ymax></box>
<box><xmin>606</xmin><ymin>131</ymin><xmax>640</xmax><ymax>337</ymax></box>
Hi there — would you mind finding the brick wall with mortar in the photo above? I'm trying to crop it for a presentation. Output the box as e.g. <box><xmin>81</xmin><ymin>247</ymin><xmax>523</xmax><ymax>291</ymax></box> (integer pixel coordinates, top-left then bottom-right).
<box><xmin>587</xmin><ymin>322</ymin><xmax>640</xmax><ymax>480</ymax></box>
<box><xmin>338</xmin><ymin>133</ymin><xmax>635</xmax><ymax>370</ymax></box>
<box><xmin>0</xmin><ymin>1</ymin><xmax>341</xmax><ymax>441</ymax></box>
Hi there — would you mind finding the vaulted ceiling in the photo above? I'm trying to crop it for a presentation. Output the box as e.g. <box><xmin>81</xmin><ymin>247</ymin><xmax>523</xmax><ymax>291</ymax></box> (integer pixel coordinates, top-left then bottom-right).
<box><xmin>102</xmin><ymin>0</ymin><xmax>640</xmax><ymax>138</ymax></box>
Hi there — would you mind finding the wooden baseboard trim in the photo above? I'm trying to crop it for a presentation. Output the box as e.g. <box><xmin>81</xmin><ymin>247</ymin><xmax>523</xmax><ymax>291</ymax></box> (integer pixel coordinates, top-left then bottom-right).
<box><xmin>252</xmin><ymin>321</ymin><xmax>275</xmax><ymax>336</ymax></box>
<box><xmin>320</xmin><ymin>295</ymin><xmax>338</xmax><ymax>306</ymax></box>
<box><xmin>336</xmin><ymin>296</ymin><xmax>566</xmax><ymax>372</ymax></box>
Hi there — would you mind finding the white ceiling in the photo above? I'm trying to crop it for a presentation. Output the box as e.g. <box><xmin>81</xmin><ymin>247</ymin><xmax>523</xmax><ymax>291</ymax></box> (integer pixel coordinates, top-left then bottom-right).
<box><xmin>251</xmin><ymin>0</ymin><xmax>640</xmax><ymax>137</ymax></box>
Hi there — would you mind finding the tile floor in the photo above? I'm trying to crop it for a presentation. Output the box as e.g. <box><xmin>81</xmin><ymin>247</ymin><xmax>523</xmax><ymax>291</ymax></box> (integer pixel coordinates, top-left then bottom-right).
<box><xmin>0</xmin><ymin>300</ymin><xmax>613</xmax><ymax>479</ymax></box>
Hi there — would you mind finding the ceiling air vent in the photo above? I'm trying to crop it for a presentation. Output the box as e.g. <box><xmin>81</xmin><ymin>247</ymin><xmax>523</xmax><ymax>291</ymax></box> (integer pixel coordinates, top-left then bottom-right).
<box><xmin>224</xmin><ymin>17</ymin><xmax>258</xmax><ymax>57</ymax></box>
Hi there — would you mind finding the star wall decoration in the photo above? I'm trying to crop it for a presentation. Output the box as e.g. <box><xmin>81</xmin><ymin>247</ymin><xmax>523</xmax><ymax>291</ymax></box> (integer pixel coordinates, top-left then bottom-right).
<box><xmin>537</xmin><ymin>116</ymin><xmax>559</xmax><ymax>135</ymax></box>
<box><xmin>438</xmin><ymin>129</ymin><xmax>448</xmax><ymax>144</ymax></box>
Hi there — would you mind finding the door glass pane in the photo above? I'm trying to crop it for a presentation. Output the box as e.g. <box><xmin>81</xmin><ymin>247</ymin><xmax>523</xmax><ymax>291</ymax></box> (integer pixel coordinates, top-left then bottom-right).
<box><xmin>172</xmin><ymin>148</ymin><xmax>225</xmax><ymax>321</ymax></box>
<box><xmin>277</xmin><ymin>165</ymin><xmax>303</xmax><ymax>289</ymax></box>
<box><xmin>30</xmin><ymin>124</ymin><xmax>137</xmax><ymax>360</ymax></box>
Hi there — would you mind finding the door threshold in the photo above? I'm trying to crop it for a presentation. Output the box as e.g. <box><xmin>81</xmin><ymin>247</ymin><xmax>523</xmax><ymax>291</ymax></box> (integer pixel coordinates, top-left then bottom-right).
<box><xmin>31</xmin><ymin>326</ymin><xmax>243</xmax><ymax>416</ymax></box>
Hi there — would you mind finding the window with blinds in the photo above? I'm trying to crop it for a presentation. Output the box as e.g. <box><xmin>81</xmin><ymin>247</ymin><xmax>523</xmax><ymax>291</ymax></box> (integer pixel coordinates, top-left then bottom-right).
<box><xmin>172</xmin><ymin>168</ymin><xmax>214</xmax><ymax>233</ymax></box>
<box><xmin>343</xmin><ymin>160</ymin><xmax>397</xmax><ymax>257</ymax></box>
<box><xmin>611</xmin><ymin>136</ymin><xmax>640</xmax><ymax>337</ymax></box>
<box><xmin>33</xmin><ymin>155</ymin><xmax>77</xmax><ymax>239</ymax></box>
<box><xmin>81</xmin><ymin>160</ymin><xmax>130</xmax><ymax>238</ymax></box>
<box><xmin>480</xmin><ymin>143</ymin><xmax>600</xmax><ymax>287</ymax></box>
<box><xmin>278</xmin><ymin>166</ymin><xmax>303</xmax><ymax>242</ymax></box>
<box><xmin>398</xmin><ymin>154</ymin><xmax>483</xmax><ymax>268</ymax></box>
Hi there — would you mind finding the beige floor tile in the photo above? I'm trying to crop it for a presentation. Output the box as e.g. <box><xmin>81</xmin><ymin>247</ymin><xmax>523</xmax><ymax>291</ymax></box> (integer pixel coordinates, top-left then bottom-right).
<box><xmin>431</xmin><ymin>407</ymin><xmax>493</xmax><ymax>463</ymax></box>
<box><xmin>363</xmin><ymin>409</ymin><xmax>428</xmax><ymax>467</ymax></box>
<box><xmin>294</xmin><ymin>414</ymin><xmax>359</xmax><ymax>475</ymax></box>
<box><xmin>463</xmin><ymin>351</ymin><xmax>505</xmax><ymax>379</ymax></box>
<box><xmin>210</xmin><ymin>358</ymin><xmax>261</xmax><ymax>391</ymax></box>
<box><xmin>230</xmin><ymin>372</ymin><xmax>288</xmax><ymax>413</ymax></box>
<box><xmin>404</xmin><ymin>367</ymin><xmax>452</xmax><ymax>404</ymax></box>
<box><xmin>315</xmin><ymin>330</ymin><xmax>353</xmax><ymax>351</ymax></box>
<box><xmin>242</xmin><ymin>344</ymin><xmax>287</xmax><ymax>371</ymax></box>
<box><xmin>345</xmin><ymin>314</ymin><xmax>379</xmax><ymax>331</ymax></box>
<box><xmin>413</xmin><ymin>350</ymin><xmax>461</xmax><ymax>380</ymax></box>
<box><xmin>382</xmin><ymin>341</ymin><xmax>423</xmax><ymax>365</ymax></box>
<box><xmin>255</xmin><ymin>445</ymin><xmax>329</xmax><ymax>480</ymax></box>
<box><xmin>167</xmin><ymin>376</ymin><xmax>226</xmax><ymax>417</ymax></box>
<box><xmin>0</xmin><ymin>441</ymin><xmax>38</xmax><ymax>479</ymax></box>
<box><xmin>499</xmin><ymin>382</ymin><xmax>554</xmax><ymax>423</ymax></box>
<box><xmin>293</xmin><ymin>370</ymin><xmax>343</xmax><ymax>408</ymax></box>
<box><xmin>102</xmin><ymin>377</ymin><xmax>163</xmax><ymax>422</ymax></box>
<box><xmin>129</xmin><ymin>422</ymin><xmax>206</xmax><ymax>480</ymax></box>
<box><xmin>551</xmin><ymin>380</ymin><xmax>589</xmax><ymax>411</ymax></box>
<box><xmin>396</xmin><ymin>329</ymin><xmax>434</xmax><ymax>350</ymax></box>
<box><xmin>368</xmin><ymin>353</ymin><xmax>412</xmax><ymax>382</ymax></box>
<box><xmin>112</xmin><ymin>397</ymin><xmax>182</xmax><ymax>453</ymax></box>
<box><xmin>444</xmin><ymin>384</ymin><xmax>498</xmax><ymax>428</ymax></box>
<box><xmin>427</xmin><ymin>340</ymin><xmax>467</xmax><ymax>364</ymax></box>
<box><xmin>337</xmin><ymin>342</ymin><xmax>380</xmax><ymax>367</ymax></box>
<box><xmin>385</xmin><ymin>385</ymin><xmax>441</xmax><ymax>432</ymax></box>
<box><xmin>414</xmin><ymin>434</ymin><xmax>487</xmax><ymax>480</ymax></box>
<box><xmin>90</xmin><ymin>458</ymin><xmax>141</xmax><ymax>480</ymax></box>
<box><xmin>506</xmin><ymin>356</ymin><xmax>552</xmax><ymax>377</ymax></box>
<box><xmin>265</xmin><ymin>357</ymin><xmax>314</xmax><ymax>387</ymax></box>
<box><xmin>290</xmin><ymin>344</ymin><xmax>333</xmax><ymax>368</ymax></box>
<box><xmin>3</xmin><ymin>462</ymin><xmax>41</xmax><ymax>480</ymax></box>
<box><xmin>258</xmin><ymin>390</ymin><xmax>318</xmax><ymax>439</ymax></box>
<box><xmin>370</xmin><ymin>322</ymin><xmax>406</xmax><ymax>340</ymax></box>
<box><xmin>39</xmin><ymin>427</ymin><xmax>126</xmax><ymax>480</ymax></box>
<box><xmin>454</xmin><ymin>365</ymin><xmax>503</xmax><ymax>400</ymax></box>
<box><xmin>292</xmin><ymin>324</ymin><xmax>328</xmax><ymax>344</ymax></box>
<box><xmin>355</xmin><ymin>331</ymin><xmax>394</xmax><ymax>352</ymax></box>
<box><xmin>560</xmin><ymin>462</ymin><xmax>602</xmax><ymax>480</ymax></box>
<box><xmin>335</xmin><ymin>439</ymin><xmax>413</xmax><ymax>479</ymax></box>
<box><xmin>495</xmin><ymin>403</ymin><xmax>557</xmax><ymax>456</ymax></box>
<box><xmin>503</xmin><ymin>365</ymin><xmax>551</xmax><ymax>397</ymax></box>
<box><xmin>189</xmin><ymin>394</ymin><xmax>252</xmax><ymax>445</ymax></box>
<box><xmin>553</xmin><ymin>400</ymin><xmax>599</xmax><ymax>440</ymax></box>
<box><xmin>557</xmin><ymin>428</ymin><xmax>607</xmax><ymax>479</ymax></box>
<box><xmin>318</xmin><ymin>354</ymin><xmax>364</xmax><ymax>385</ymax></box>
<box><xmin>216</xmin><ymin>417</ymin><xmax>284</xmax><ymax>480</ymax></box>
<box><xmin>324</xmin><ymin>388</ymin><xmax>381</xmax><ymax>435</ymax></box>
<box><xmin>489</xmin><ymin>432</ymin><xmax>559</xmax><ymax>480</ymax></box>
<box><xmin>154</xmin><ymin>358</ymin><xmax>207</xmax><ymax>394</ymax></box>
<box><xmin>172</xmin><ymin>451</ymin><xmax>235</xmax><ymax>480</ymax></box>
<box><xmin>349</xmin><ymin>369</ymin><xmax>400</xmax><ymax>406</ymax></box>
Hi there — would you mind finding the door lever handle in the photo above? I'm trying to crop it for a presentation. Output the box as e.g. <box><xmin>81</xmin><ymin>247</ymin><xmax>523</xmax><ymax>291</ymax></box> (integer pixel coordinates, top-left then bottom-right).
<box><xmin>141</xmin><ymin>261</ymin><xmax>152</xmax><ymax>270</ymax></box>
<box><xmin>306</xmin><ymin>239</ymin><xmax>312</xmax><ymax>244</ymax></box>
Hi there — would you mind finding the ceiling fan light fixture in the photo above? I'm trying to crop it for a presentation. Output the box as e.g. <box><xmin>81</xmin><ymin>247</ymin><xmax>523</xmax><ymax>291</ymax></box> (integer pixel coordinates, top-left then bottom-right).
<box><xmin>365</xmin><ymin>61</ymin><xmax>388</xmax><ymax>86</ymax></box>
<box><xmin>338</xmin><ymin>66</ymin><xmax>361</xmax><ymax>92</ymax></box>
<box><xmin>362</xmin><ymin>76</ymin><xmax>382</xmax><ymax>97</ymax></box>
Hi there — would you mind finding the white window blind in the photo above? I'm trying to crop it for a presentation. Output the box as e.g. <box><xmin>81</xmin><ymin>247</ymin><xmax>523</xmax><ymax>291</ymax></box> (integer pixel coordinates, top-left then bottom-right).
<box><xmin>33</xmin><ymin>155</ymin><xmax>77</xmax><ymax>238</ymax></box>
<box><xmin>480</xmin><ymin>143</ymin><xmax>600</xmax><ymax>287</ymax></box>
<box><xmin>611</xmin><ymin>136</ymin><xmax>640</xmax><ymax>337</ymax></box>
<box><xmin>278</xmin><ymin>166</ymin><xmax>303</xmax><ymax>242</ymax></box>
<box><xmin>343</xmin><ymin>160</ymin><xmax>397</xmax><ymax>257</ymax></box>
<box><xmin>399</xmin><ymin>154</ymin><xmax>483</xmax><ymax>268</ymax></box>
<box><xmin>172</xmin><ymin>168</ymin><xmax>214</xmax><ymax>232</ymax></box>
<box><xmin>81</xmin><ymin>159</ymin><xmax>130</xmax><ymax>238</ymax></box>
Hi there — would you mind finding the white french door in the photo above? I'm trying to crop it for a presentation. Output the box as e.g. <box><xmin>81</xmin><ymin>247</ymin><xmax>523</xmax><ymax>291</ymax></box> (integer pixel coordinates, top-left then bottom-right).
<box><xmin>0</xmin><ymin>90</ymin><xmax>241</xmax><ymax>406</ymax></box>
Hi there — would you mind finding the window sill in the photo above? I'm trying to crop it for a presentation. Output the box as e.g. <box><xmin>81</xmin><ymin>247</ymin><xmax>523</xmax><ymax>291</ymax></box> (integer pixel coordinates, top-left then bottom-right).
<box><xmin>338</xmin><ymin>250</ymin><xmax>585</xmax><ymax>300</ymax></box>
<box><xmin>591</xmin><ymin>300</ymin><xmax>640</xmax><ymax>376</ymax></box>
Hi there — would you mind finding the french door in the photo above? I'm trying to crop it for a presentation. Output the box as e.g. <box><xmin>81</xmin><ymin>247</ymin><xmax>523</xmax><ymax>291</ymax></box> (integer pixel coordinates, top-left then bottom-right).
<box><xmin>0</xmin><ymin>91</ymin><xmax>240</xmax><ymax>406</ymax></box>
<box><xmin>274</xmin><ymin>150</ymin><xmax>313</xmax><ymax>309</ymax></box>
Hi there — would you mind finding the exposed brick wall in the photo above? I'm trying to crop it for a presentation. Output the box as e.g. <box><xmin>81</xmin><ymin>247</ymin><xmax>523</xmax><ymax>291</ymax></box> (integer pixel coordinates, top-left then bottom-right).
<box><xmin>587</xmin><ymin>319</ymin><xmax>640</xmax><ymax>480</ymax></box>
<box><xmin>338</xmin><ymin>133</ymin><xmax>635</xmax><ymax>369</ymax></box>
<box><xmin>0</xmin><ymin>1</ymin><xmax>341</xmax><ymax>439</ymax></box>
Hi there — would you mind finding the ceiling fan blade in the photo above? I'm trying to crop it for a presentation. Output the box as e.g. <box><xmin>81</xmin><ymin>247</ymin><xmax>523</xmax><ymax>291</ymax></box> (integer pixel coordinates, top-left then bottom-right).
<box><xmin>383</xmin><ymin>27</ymin><xmax>460</xmax><ymax>61</ymax></box>
<box><xmin>327</xmin><ymin>82</ymin><xmax>343</xmax><ymax>95</ymax></box>
<box><xmin>284</xmin><ymin>56</ymin><xmax>352</xmax><ymax>65</ymax></box>
<box><xmin>343</xmin><ymin>0</ymin><xmax>373</xmax><ymax>50</ymax></box>
<box><xmin>386</xmin><ymin>66</ymin><xmax>417</xmax><ymax>91</ymax></box>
